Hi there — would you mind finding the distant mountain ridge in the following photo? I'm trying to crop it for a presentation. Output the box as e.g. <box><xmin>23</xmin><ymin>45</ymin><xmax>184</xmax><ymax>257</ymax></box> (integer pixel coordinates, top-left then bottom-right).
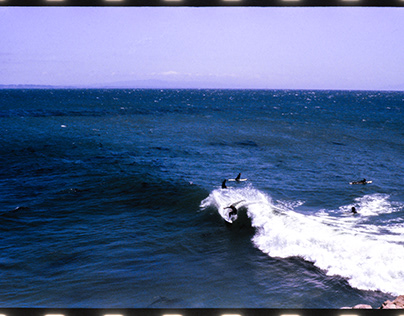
<box><xmin>0</xmin><ymin>78</ymin><xmax>245</xmax><ymax>90</ymax></box>
<box><xmin>0</xmin><ymin>81</ymin><xmax>237</xmax><ymax>90</ymax></box>
<box><xmin>0</xmin><ymin>84</ymin><xmax>62</xmax><ymax>89</ymax></box>
<box><xmin>1</xmin><ymin>81</ymin><xmax>403</xmax><ymax>91</ymax></box>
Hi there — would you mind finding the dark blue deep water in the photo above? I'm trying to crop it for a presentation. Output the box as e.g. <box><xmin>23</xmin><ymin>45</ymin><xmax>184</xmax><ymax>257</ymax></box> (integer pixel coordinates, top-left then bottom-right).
<box><xmin>0</xmin><ymin>89</ymin><xmax>403</xmax><ymax>308</ymax></box>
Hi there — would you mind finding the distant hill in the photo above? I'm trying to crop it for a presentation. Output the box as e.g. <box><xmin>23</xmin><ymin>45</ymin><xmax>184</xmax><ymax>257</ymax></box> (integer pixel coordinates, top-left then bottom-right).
<box><xmin>94</xmin><ymin>79</ymin><xmax>249</xmax><ymax>90</ymax></box>
<box><xmin>0</xmin><ymin>84</ymin><xmax>61</xmax><ymax>89</ymax></box>
<box><xmin>0</xmin><ymin>78</ymin><xmax>253</xmax><ymax>90</ymax></box>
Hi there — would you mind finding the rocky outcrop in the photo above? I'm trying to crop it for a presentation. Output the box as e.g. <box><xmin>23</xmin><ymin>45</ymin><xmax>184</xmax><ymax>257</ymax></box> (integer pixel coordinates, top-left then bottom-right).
<box><xmin>341</xmin><ymin>304</ymin><xmax>372</xmax><ymax>309</ymax></box>
<box><xmin>353</xmin><ymin>304</ymin><xmax>373</xmax><ymax>309</ymax></box>
<box><xmin>380</xmin><ymin>295</ymin><xmax>404</xmax><ymax>309</ymax></box>
<box><xmin>341</xmin><ymin>295</ymin><xmax>404</xmax><ymax>309</ymax></box>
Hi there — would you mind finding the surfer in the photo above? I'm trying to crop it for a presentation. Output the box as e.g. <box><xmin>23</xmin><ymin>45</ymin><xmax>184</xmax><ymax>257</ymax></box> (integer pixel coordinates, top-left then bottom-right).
<box><xmin>222</xmin><ymin>179</ymin><xmax>227</xmax><ymax>189</ymax></box>
<box><xmin>228</xmin><ymin>173</ymin><xmax>247</xmax><ymax>182</ymax></box>
<box><xmin>225</xmin><ymin>204</ymin><xmax>238</xmax><ymax>217</ymax></box>
<box><xmin>12</xmin><ymin>206</ymin><xmax>29</xmax><ymax>212</ymax></box>
<box><xmin>350</xmin><ymin>178</ymin><xmax>370</xmax><ymax>185</ymax></box>
<box><xmin>224</xmin><ymin>200</ymin><xmax>245</xmax><ymax>218</ymax></box>
<box><xmin>351</xmin><ymin>207</ymin><xmax>357</xmax><ymax>214</ymax></box>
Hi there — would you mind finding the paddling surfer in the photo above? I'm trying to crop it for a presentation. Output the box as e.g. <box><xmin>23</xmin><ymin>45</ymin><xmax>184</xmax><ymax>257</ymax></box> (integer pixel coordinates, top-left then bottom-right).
<box><xmin>350</xmin><ymin>178</ymin><xmax>370</xmax><ymax>185</ymax></box>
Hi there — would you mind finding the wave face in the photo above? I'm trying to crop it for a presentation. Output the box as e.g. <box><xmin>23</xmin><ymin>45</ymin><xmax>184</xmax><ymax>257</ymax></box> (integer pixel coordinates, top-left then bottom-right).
<box><xmin>201</xmin><ymin>186</ymin><xmax>404</xmax><ymax>296</ymax></box>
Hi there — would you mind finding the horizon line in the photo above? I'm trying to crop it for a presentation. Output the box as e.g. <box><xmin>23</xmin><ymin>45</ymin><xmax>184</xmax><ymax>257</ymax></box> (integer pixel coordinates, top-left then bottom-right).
<box><xmin>0</xmin><ymin>84</ymin><xmax>403</xmax><ymax>92</ymax></box>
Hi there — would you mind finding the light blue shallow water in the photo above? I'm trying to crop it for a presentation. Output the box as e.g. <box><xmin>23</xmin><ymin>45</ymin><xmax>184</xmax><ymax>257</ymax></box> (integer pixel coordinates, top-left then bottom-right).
<box><xmin>0</xmin><ymin>89</ymin><xmax>403</xmax><ymax>308</ymax></box>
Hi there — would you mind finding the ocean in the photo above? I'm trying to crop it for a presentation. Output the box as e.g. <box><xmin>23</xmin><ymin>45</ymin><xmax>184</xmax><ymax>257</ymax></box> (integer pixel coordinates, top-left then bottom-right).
<box><xmin>0</xmin><ymin>89</ymin><xmax>403</xmax><ymax>308</ymax></box>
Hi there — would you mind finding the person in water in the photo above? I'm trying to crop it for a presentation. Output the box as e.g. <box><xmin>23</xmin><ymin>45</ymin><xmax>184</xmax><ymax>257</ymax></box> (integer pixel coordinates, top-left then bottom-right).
<box><xmin>225</xmin><ymin>201</ymin><xmax>245</xmax><ymax>218</ymax></box>
<box><xmin>222</xmin><ymin>179</ymin><xmax>227</xmax><ymax>189</ymax></box>
<box><xmin>351</xmin><ymin>178</ymin><xmax>369</xmax><ymax>185</ymax></box>
<box><xmin>226</xmin><ymin>205</ymin><xmax>238</xmax><ymax>217</ymax></box>
<box><xmin>351</xmin><ymin>207</ymin><xmax>357</xmax><ymax>214</ymax></box>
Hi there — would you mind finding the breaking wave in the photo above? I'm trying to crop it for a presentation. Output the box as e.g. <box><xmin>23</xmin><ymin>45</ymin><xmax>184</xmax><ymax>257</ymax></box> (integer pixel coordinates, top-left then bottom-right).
<box><xmin>201</xmin><ymin>185</ymin><xmax>404</xmax><ymax>296</ymax></box>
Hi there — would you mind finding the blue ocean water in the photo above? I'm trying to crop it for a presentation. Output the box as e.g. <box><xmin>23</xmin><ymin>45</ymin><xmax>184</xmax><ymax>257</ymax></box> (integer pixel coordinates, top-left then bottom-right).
<box><xmin>0</xmin><ymin>89</ymin><xmax>403</xmax><ymax>308</ymax></box>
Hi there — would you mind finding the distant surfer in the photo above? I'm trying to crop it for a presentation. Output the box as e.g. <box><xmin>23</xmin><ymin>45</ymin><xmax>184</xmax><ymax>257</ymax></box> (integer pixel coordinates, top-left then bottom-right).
<box><xmin>228</xmin><ymin>173</ymin><xmax>247</xmax><ymax>182</ymax></box>
<box><xmin>350</xmin><ymin>178</ymin><xmax>371</xmax><ymax>185</ymax></box>
<box><xmin>351</xmin><ymin>207</ymin><xmax>357</xmax><ymax>214</ymax></box>
<box><xmin>222</xmin><ymin>179</ymin><xmax>227</xmax><ymax>189</ymax></box>
<box><xmin>12</xmin><ymin>206</ymin><xmax>29</xmax><ymax>212</ymax></box>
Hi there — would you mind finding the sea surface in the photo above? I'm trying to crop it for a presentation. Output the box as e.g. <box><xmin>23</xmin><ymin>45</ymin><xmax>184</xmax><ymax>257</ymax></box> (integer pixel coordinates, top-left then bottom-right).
<box><xmin>0</xmin><ymin>89</ymin><xmax>403</xmax><ymax>308</ymax></box>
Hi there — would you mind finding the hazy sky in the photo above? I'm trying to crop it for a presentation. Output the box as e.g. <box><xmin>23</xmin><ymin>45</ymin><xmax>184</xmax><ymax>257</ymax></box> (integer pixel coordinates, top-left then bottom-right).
<box><xmin>1</xmin><ymin>7</ymin><xmax>404</xmax><ymax>90</ymax></box>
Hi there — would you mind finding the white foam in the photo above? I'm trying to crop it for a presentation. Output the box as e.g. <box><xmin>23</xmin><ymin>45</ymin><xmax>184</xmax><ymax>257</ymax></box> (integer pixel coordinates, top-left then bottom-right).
<box><xmin>389</xmin><ymin>225</ymin><xmax>404</xmax><ymax>236</ymax></box>
<box><xmin>200</xmin><ymin>187</ymin><xmax>404</xmax><ymax>296</ymax></box>
<box><xmin>339</xmin><ymin>193</ymin><xmax>403</xmax><ymax>217</ymax></box>
<box><xmin>200</xmin><ymin>184</ymin><xmax>270</xmax><ymax>220</ymax></box>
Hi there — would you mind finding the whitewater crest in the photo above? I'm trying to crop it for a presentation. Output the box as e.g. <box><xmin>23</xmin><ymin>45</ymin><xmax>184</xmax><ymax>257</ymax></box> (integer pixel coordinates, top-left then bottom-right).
<box><xmin>200</xmin><ymin>184</ymin><xmax>277</xmax><ymax>222</ymax></box>
<box><xmin>338</xmin><ymin>193</ymin><xmax>404</xmax><ymax>216</ymax></box>
<box><xmin>200</xmin><ymin>186</ymin><xmax>404</xmax><ymax>296</ymax></box>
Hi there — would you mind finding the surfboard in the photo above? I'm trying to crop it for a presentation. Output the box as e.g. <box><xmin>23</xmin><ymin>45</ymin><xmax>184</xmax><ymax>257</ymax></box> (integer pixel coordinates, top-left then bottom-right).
<box><xmin>223</xmin><ymin>200</ymin><xmax>245</xmax><ymax>223</ymax></box>
<box><xmin>349</xmin><ymin>180</ymin><xmax>372</xmax><ymax>185</ymax></box>
<box><xmin>225</xmin><ymin>213</ymin><xmax>238</xmax><ymax>223</ymax></box>
<box><xmin>227</xmin><ymin>173</ymin><xmax>247</xmax><ymax>182</ymax></box>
